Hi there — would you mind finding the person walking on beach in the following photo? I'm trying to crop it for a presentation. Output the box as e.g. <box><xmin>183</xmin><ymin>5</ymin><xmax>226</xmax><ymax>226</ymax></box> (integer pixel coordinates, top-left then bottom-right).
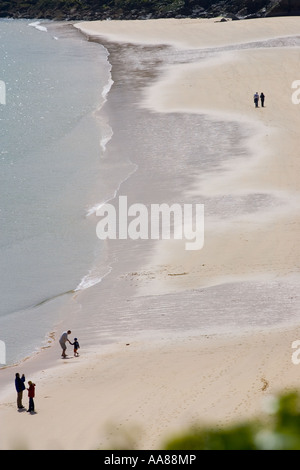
<box><xmin>27</xmin><ymin>380</ymin><xmax>36</xmax><ymax>413</ymax></box>
<box><xmin>15</xmin><ymin>373</ymin><xmax>26</xmax><ymax>410</ymax></box>
<box><xmin>59</xmin><ymin>330</ymin><xmax>72</xmax><ymax>358</ymax></box>
<box><xmin>71</xmin><ymin>337</ymin><xmax>80</xmax><ymax>357</ymax></box>
<box><xmin>260</xmin><ymin>92</ymin><xmax>265</xmax><ymax>107</ymax></box>
<box><xmin>254</xmin><ymin>92</ymin><xmax>259</xmax><ymax>108</ymax></box>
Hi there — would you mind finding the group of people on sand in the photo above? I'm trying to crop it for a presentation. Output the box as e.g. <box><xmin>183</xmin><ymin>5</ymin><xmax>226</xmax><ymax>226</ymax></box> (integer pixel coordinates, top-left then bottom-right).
<box><xmin>253</xmin><ymin>91</ymin><xmax>265</xmax><ymax>108</ymax></box>
<box><xmin>15</xmin><ymin>373</ymin><xmax>35</xmax><ymax>413</ymax></box>
<box><xmin>14</xmin><ymin>329</ymin><xmax>80</xmax><ymax>413</ymax></box>
<box><xmin>59</xmin><ymin>330</ymin><xmax>80</xmax><ymax>358</ymax></box>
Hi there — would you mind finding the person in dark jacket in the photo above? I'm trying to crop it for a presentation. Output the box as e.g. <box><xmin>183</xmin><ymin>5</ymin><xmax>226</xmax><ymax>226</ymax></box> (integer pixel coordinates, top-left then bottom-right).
<box><xmin>15</xmin><ymin>373</ymin><xmax>26</xmax><ymax>410</ymax></box>
<box><xmin>71</xmin><ymin>337</ymin><xmax>80</xmax><ymax>357</ymax></box>
<box><xmin>260</xmin><ymin>92</ymin><xmax>265</xmax><ymax>107</ymax></box>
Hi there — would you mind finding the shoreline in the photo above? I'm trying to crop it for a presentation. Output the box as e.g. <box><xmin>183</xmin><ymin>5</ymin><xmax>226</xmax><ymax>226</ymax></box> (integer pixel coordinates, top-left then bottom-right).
<box><xmin>75</xmin><ymin>16</ymin><xmax>300</xmax><ymax>49</ymax></box>
<box><xmin>1</xmin><ymin>16</ymin><xmax>300</xmax><ymax>449</ymax></box>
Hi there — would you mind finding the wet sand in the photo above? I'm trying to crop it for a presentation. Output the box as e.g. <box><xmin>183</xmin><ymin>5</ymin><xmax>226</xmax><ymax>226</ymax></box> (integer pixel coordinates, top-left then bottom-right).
<box><xmin>1</xmin><ymin>16</ymin><xmax>300</xmax><ymax>450</ymax></box>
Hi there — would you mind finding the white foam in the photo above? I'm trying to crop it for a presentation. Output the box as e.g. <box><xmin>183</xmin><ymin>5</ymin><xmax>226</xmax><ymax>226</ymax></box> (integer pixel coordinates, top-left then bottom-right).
<box><xmin>85</xmin><ymin>160</ymin><xmax>138</xmax><ymax>217</ymax></box>
<box><xmin>28</xmin><ymin>21</ymin><xmax>48</xmax><ymax>33</ymax></box>
<box><xmin>100</xmin><ymin>129</ymin><xmax>113</xmax><ymax>152</ymax></box>
<box><xmin>85</xmin><ymin>188</ymin><xmax>118</xmax><ymax>217</ymax></box>
<box><xmin>74</xmin><ymin>266</ymin><xmax>112</xmax><ymax>291</ymax></box>
<box><xmin>102</xmin><ymin>76</ymin><xmax>114</xmax><ymax>101</ymax></box>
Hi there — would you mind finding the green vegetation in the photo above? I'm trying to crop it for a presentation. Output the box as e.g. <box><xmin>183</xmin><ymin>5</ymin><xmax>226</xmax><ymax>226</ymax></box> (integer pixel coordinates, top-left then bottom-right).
<box><xmin>163</xmin><ymin>391</ymin><xmax>300</xmax><ymax>450</ymax></box>
<box><xmin>0</xmin><ymin>0</ymin><xmax>281</xmax><ymax>21</ymax></box>
<box><xmin>0</xmin><ymin>0</ymin><xmax>200</xmax><ymax>19</ymax></box>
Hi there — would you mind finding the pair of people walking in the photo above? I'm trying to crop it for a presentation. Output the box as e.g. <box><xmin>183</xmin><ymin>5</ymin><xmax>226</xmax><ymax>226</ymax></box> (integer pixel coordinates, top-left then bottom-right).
<box><xmin>59</xmin><ymin>330</ymin><xmax>80</xmax><ymax>358</ymax></box>
<box><xmin>15</xmin><ymin>373</ymin><xmax>35</xmax><ymax>413</ymax></box>
<box><xmin>254</xmin><ymin>92</ymin><xmax>265</xmax><ymax>108</ymax></box>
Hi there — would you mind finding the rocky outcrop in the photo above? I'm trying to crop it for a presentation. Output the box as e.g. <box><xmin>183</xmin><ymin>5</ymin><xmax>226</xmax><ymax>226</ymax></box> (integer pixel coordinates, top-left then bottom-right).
<box><xmin>265</xmin><ymin>0</ymin><xmax>300</xmax><ymax>16</ymax></box>
<box><xmin>0</xmin><ymin>1</ymin><xmax>299</xmax><ymax>21</ymax></box>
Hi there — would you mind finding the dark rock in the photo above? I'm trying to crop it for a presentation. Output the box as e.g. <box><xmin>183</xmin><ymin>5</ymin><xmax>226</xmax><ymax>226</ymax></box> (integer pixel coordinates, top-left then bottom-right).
<box><xmin>225</xmin><ymin>12</ymin><xmax>241</xmax><ymax>19</ymax></box>
<box><xmin>237</xmin><ymin>7</ymin><xmax>248</xmax><ymax>16</ymax></box>
<box><xmin>0</xmin><ymin>1</ymin><xmax>299</xmax><ymax>22</ymax></box>
<box><xmin>265</xmin><ymin>0</ymin><xmax>300</xmax><ymax>16</ymax></box>
<box><xmin>244</xmin><ymin>12</ymin><xmax>262</xmax><ymax>18</ymax></box>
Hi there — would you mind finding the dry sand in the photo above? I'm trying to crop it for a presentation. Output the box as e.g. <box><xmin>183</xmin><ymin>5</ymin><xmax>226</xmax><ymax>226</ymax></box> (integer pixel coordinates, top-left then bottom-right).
<box><xmin>1</xmin><ymin>16</ymin><xmax>300</xmax><ymax>450</ymax></box>
<box><xmin>0</xmin><ymin>327</ymin><xmax>300</xmax><ymax>450</ymax></box>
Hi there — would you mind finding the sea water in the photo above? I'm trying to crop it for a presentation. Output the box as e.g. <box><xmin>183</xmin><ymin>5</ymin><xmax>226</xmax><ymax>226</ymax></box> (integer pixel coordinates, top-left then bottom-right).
<box><xmin>0</xmin><ymin>20</ymin><xmax>113</xmax><ymax>366</ymax></box>
<box><xmin>2</xmin><ymin>21</ymin><xmax>300</xmax><ymax>369</ymax></box>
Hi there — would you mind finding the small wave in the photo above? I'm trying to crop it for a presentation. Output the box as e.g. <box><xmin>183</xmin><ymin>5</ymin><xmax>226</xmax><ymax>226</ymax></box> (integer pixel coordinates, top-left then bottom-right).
<box><xmin>99</xmin><ymin>74</ymin><xmax>114</xmax><ymax>152</ymax></box>
<box><xmin>33</xmin><ymin>289</ymin><xmax>74</xmax><ymax>308</ymax></box>
<box><xmin>100</xmin><ymin>129</ymin><xmax>113</xmax><ymax>153</ymax></box>
<box><xmin>75</xmin><ymin>266</ymin><xmax>112</xmax><ymax>291</ymax></box>
<box><xmin>28</xmin><ymin>21</ymin><xmax>48</xmax><ymax>32</ymax></box>
<box><xmin>102</xmin><ymin>76</ymin><xmax>114</xmax><ymax>101</ymax></box>
<box><xmin>86</xmin><ymin>189</ymin><xmax>118</xmax><ymax>217</ymax></box>
<box><xmin>86</xmin><ymin>160</ymin><xmax>138</xmax><ymax>217</ymax></box>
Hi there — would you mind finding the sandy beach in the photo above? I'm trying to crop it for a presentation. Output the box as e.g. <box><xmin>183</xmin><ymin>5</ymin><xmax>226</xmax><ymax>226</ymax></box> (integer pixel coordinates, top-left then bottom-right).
<box><xmin>1</xmin><ymin>16</ymin><xmax>300</xmax><ymax>450</ymax></box>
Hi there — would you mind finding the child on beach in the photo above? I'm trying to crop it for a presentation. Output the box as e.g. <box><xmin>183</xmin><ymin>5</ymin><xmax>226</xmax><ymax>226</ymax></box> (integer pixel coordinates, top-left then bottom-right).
<box><xmin>71</xmin><ymin>337</ymin><xmax>80</xmax><ymax>357</ymax></box>
<box><xmin>27</xmin><ymin>381</ymin><xmax>36</xmax><ymax>413</ymax></box>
